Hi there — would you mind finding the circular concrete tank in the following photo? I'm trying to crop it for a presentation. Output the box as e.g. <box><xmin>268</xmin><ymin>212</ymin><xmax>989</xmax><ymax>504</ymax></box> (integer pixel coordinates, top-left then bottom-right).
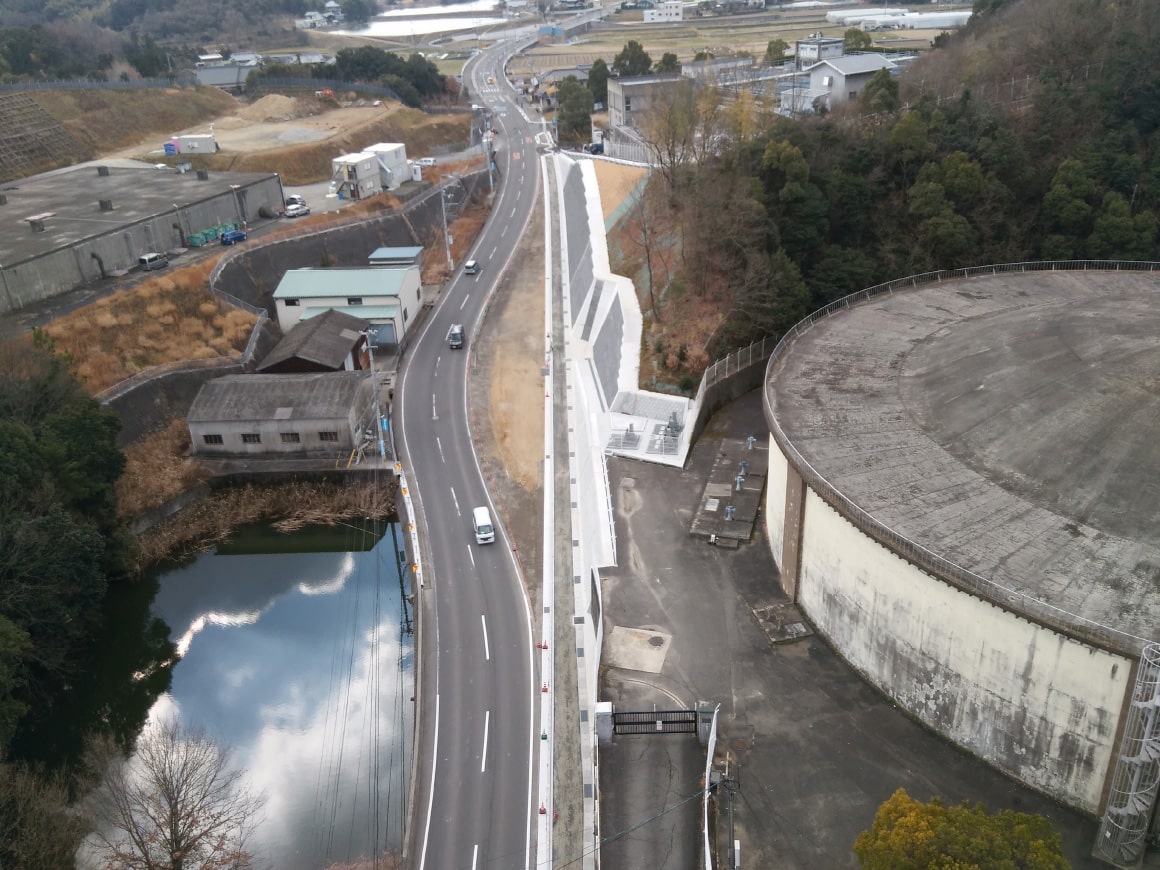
<box><xmin>762</xmin><ymin>264</ymin><xmax>1160</xmax><ymax>813</ymax></box>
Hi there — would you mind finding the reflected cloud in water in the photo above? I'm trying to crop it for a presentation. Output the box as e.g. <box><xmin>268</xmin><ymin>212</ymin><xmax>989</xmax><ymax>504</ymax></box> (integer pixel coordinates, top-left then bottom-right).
<box><xmin>147</xmin><ymin>529</ymin><xmax>412</xmax><ymax>869</ymax></box>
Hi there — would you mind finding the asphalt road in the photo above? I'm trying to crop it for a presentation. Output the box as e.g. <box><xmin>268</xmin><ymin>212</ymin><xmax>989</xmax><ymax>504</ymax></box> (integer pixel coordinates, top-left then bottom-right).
<box><xmin>398</xmin><ymin>43</ymin><xmax>548</xmax><ymax>870</ymax></box>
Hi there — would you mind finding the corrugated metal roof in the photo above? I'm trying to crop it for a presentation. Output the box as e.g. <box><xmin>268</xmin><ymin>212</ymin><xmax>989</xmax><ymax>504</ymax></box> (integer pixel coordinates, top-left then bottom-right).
<box><xmin>188</xmin><ymin>372</ymin><xmax>368</xmax><ymax>423</ymax></box>
<box><xmin>274</xmin><ymin>267</ymin><xmax>412</xmax><ymax>299</ymax></box>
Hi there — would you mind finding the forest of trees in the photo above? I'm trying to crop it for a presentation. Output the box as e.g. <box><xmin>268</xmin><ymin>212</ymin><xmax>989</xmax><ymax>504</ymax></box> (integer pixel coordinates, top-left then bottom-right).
<box><xmin>609</xmin><ymin>0</ymin><xmax>1160</xmax><ymax>356</ymax></box>
<box><xmin>0</xmin><ymin>334</ymin><xmax>177</xmax><ymax>863</ymax></box>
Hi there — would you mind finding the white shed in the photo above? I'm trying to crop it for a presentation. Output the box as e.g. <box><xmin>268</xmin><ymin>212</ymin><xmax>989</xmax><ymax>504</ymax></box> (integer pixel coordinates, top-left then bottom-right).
<box><xmin>364</xmin><ymin>142</ymin><xmax>409</xmax><ymax>191</ymax></box>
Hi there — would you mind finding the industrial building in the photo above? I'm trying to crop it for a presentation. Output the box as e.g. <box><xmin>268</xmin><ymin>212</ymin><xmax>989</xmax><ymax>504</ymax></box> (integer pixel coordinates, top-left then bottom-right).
<box><xmin>762</xmin><ymin>266</ymin><xmax>1160</xmax><ymax>866</ymax></box>
<box><xmin>0</xmin><ymin>158</ymin><xmax>284</xmax><ymax>317</ymax></box>
<box><xmin>188</xmin><ymin>371</ymin><xmax>374</xmax><ymax>457</ymax></box>
<box><xmin>273</xmin><ymin>265</ymin><xmax>421</xmax><ymax>349</ymax></box>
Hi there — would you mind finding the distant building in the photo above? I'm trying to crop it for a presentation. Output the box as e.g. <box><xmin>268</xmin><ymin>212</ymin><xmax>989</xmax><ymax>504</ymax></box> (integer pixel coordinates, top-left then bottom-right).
<box><xmin>681</xmin><ymin>55</ymin><xmax>755</xmax><ymax>82</ymax></box>
<box><xmin>805</xmin><ymin>55</ymin><xmax>896</xmax><ymax>105</ymax></box>
<box><xmin>332</xmin><ymin>152</ymin><xmax>383</xmax><ymax>200</ymax></box>
<box><xmin>273</xmin><ymin>266</ymin><xmax>421</xmax><ymax>349</ymax></box>
<box><xmin>606</xmin><ymin>74</ymin><xmax>683</xmax><ymax>130</ymax></box>
<box><xmin>794</xmin><ymin>35</ymin><xmax>846</xmax><ymax>70</ymax></box>
<box><xmin>188</xmin><ymin>372</ymin><xmax>374</xmax><ymax>457</ymax></box>
<box><xmin>195</xmin><ymin>65</ymin><xmax>250</xmax><ymax>92</ymax></box>
<box><xmin>257</xmin><ymin>309</ymin><xmax>371</xmax><ymax>374</ymax></box>
<box><xmin>643</xmin><ymin>0</ymin><xmax>682</xmax><ymax>22</ymax></box>
<box><xmin>363</xmin><ymin>143</ymin><xmax>409</xmax><ymax>191</ymax></box>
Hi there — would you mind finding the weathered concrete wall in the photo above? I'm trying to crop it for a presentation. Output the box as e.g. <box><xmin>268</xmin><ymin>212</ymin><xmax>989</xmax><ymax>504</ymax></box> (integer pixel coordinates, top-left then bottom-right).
<box><xmin>791</xmin><ymin>480</ymin><xmax>1130</xmax><ymax>812</ymax></box>
<box><xmin>0</xmin><ymin>176</ymin><xmax>284</xmax><ymax>316</ymax></box>
<box><xmin>689</xmin><ymin>358</ymin><xmax>769</xmax><ymax>444</ymax></box>
<box><xmin>104</xmin><ymin>364</ymin><xmax>245</xmax><ymax>446</ymax></box>
<box><xmin>215</xmin><ymin>185</ymin><xmax>452</xmax><ymax>318</ymax></box>
<box><xmin>765</xmin><ymin>439</ymin><xmax>787</xmax><ymax>571</ymax></box>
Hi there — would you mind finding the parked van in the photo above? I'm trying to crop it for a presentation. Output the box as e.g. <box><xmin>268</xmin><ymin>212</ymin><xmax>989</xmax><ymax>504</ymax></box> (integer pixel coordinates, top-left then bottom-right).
<box><xmin>464</xmin><ymin>259</ymin><xmax>480</xmax><ymax>275</ymax></box>
<box><xmin>472</xmin><ymin>506</ymin><xmax>495</xmax><ymax>544</ymax></box>
<box><xmin>138</xmin><ymin>252</ymin><xmax>168</xmax><ymax>271</ymax></box>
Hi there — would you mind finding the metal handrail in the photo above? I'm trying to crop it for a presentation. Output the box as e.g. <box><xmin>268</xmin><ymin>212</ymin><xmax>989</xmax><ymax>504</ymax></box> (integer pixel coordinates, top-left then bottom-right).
<box><xmin>763</xmin><ymin>259</ymin><xmax>1160</xmax><ymax>655</ymax></box>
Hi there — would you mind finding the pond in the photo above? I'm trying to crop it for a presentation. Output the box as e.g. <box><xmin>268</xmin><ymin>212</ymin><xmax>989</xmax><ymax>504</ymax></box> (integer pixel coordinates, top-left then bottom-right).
<box><xmin>147</xmin><ymin>520</ymin><xmax>414</xmax><ymax>869</ymax></box>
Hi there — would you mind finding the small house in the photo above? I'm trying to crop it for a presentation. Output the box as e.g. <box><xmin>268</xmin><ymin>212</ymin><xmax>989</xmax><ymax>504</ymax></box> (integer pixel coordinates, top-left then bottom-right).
<box><xmin>805</xmin><ymin>55</ymin><xmax>896</xmax><ymax>105</ymax></box>
<box><xmin>257</xmin><ymin>309</ymin><xmax>372</xmax><ymax>374</ymax></box>
<box><xmin>188</xmin><ymin>372</ymin><xmax>374</xmax><ymax>456</ymax></box>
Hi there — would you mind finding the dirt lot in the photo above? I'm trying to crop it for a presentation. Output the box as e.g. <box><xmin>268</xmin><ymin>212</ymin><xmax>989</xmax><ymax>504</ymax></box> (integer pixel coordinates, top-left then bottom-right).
<box><xmin>102</xmin><ymin>93</ymin><xmax>470</xmax><ymax>183</ymax></box>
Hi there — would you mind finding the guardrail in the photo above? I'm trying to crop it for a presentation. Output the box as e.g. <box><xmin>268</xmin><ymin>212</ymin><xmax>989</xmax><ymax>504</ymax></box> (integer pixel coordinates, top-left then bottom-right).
<box><xmin>762</xmin><ymin>259</ymin><xmax>1160</xmax><ymax>655</ymax></box>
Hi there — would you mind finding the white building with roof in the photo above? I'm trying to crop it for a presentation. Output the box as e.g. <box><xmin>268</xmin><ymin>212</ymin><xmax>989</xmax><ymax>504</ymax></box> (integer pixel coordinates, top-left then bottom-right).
<box><xmin>273</xmin><ymin>267</ymin><xmax>421</xmax><ymax>348</ymax></box>
<box><xmin>643</xmin><ymin>1</ymin><xmax>682</xmax><ymax>22</ymax></box>
<box><xmin>806</xmin><ymin>55</ymin><xmax>896</xmax><ymax>106</ymax></box>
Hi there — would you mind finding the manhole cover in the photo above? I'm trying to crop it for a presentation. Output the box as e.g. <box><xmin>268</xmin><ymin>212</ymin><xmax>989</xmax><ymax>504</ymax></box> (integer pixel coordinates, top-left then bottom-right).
<box><xmin>732</xmin><ymin>738</ymin><xmax>750</xmax><ymax>752</ymax></box>
<box><xmin>648</xmin><ymin>636</ymin><xmax>665</xmax><ymax>647</ymax></box>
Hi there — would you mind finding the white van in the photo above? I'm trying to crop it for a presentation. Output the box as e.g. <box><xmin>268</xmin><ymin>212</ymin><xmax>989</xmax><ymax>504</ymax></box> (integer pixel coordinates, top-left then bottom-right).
<box><xmin>138</xmin><ymin>252</ymin><xmax>168</xmax><ymax>271</ymax></box>
<box><xmin>472</xmin><ymin>506</ymin><xmax>495</xmax><ymax>545</ymax></box>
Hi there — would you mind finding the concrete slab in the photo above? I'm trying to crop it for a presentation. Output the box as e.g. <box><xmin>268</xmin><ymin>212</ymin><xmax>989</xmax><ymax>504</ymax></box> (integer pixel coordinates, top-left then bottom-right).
<box><xmin>604</xmin><ymin>625</ymin><xmax>672</xmax><ymax>673</ymax></box>
<box><xmin>599</xmin><ymin>389</ymin><xmax>1102</xmax><ymax>870</ymax></box>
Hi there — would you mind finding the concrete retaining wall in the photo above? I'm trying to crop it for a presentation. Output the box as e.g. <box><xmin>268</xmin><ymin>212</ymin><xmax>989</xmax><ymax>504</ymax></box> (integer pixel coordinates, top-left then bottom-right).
<box><xmin>767</xmin><ymin>437</ymin><xmax>1132</xmax><ymax>812</ymax></box>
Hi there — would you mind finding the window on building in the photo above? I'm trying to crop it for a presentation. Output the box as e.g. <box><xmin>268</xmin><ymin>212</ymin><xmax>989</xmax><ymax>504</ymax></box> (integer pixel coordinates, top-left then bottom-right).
<box><xmin>284</xmin><ymin>298</ymin><xmax>300</xmax><ymax>307</ymax></box>
<box><xmin>348</xmin><ymin>297</ymin><xmax>363</xmax><ymax>306</ymax></box>
<box><xmin>242</xmin><ymin>433</ymin><xmax>261</xmax><ymax>444</ymax></box>
<box><xmin>416</xmin><ymin>287</ymin><xmax>421</xmax><ymax>301</ymax></box>
<box><xmin>403</xmin><ymin>308</ymin><xmax>408</xmax><ymax>323</ymax></box>
<box><xmin>203</xmin><ymin>433</ymin><xmax>224</xmax><ymax>445</ymax></box>
<box><xmin>281</xmin><ymin>432</ymin><xmax>301</xmax><ymax>444</ymax></box>
<box><xmin>624</xmin><ymin>97</ymin><xmax>632</xmax><ymax>111</ymax></box>
<box><xmin>319</xmin><ymin>431</ymin><xmax>339</xmax><ymax>442</ymax></box>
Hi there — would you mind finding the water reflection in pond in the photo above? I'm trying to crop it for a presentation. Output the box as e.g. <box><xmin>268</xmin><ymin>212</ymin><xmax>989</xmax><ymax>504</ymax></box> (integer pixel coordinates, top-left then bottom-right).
<box><xmin>149</xmin><ymin>521</ymin><xmax>413</xmax><ymax>869</ymax></box>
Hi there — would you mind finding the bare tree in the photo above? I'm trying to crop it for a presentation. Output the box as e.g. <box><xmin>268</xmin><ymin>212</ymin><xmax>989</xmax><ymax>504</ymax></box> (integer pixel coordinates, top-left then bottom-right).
<box><xmin>85</xmin><ymin>719</ymin><xmax>265</xmax><ymax>870</ymax></box>
<box><xmin>625</xmin><ymin>179</ymin><xmax>671</xmax><ymax>321</ymax></box>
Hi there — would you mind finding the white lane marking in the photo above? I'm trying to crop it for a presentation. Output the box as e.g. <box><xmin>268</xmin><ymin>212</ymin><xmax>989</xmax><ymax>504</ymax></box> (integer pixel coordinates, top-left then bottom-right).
<box><xmin>450</xmin><ymin>486</ymin><xmax>460</xmax><ymax>516</ymax></box>
<box><xmin>467</xmin><ymin>545</ymin><xmax>476</xmax><ymax>568</ymax></box>
<box><xmin>481</xmin><ymin>614</ymin><xmax>490</xmax><ymax>661</ymax></box>
<box><xmin>436</xmin><ymin>437</ymin><xmax>446</xmax><ymax>463</ymax></box>
<box><xmin>419</xmin><ymin>693</ymin><xmax>440</xmax><ymax>870</ymax></box>
<box><xmin>460</xmin><ymin>294</ymin><xmax>470</xmax><ymax>310</ymax></box>
<box><xmin>432</xmin><ymin>392</ymin><xmax>438</xmax><ymax>421</ymax></box>
<box><xmin>481</xmin><ymin>710</ymin><xmax>490</xmax><ymax>773</ymax></box>
<box><xmin>510</xmin><ymin>206</ymin><xmax>517</xmax><ymax>218</ymax></box>
<box><xmin>472</xmin><ymin>844</ymin><xmax>479</xmax><ymax>870</ymax></box>
<box><xmin>490</xmin><ymin>245</ymin><xmax>498</xmax><ymax>258</ymax></box>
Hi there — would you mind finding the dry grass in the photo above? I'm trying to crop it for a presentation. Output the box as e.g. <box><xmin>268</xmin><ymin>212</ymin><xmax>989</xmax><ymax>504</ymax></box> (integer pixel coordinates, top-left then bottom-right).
<box><xmin>421</xmin><ymin>200</ymin><xmax>490</xmax><ymax>285</ymax></box>
<box><xmin>34</xmin><ymin>87</ymin><xmax>238</xmax><ymax>155</ymax></box>
<box><xmin>136</xmin><ymin>479</ymin><xmax>396</xmax><ymax>567</ymax></box>
<box><xmin>116</xmin><ymin>419</ymin><xmax>213</xmax><ymax>521</ymax></box>
<box><xmin>39</xmin><ymin>259</ymin><xmax>257</xmax><ymax>394</ymax></box>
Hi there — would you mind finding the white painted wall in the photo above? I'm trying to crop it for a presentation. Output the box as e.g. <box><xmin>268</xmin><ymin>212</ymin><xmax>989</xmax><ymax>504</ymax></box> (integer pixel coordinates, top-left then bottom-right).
<box><xmin>765</xmin><ymin>436</ymin><xmax>787</xmax><ymax>569</ymax></box>
<box><xmin>794</xmin><ymin>484</ymin><xmax>1130</xmax><ymax>812</ymax></box>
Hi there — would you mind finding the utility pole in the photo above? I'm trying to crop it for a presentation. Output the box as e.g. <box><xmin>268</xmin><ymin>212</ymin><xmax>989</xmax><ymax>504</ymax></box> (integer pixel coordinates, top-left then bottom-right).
<box><xmin>364</xmin><ymin>335</ymin><xmax>387</xmax><ymax>462</ymax></box>
<box><xmin>439</xmin><ymin>175</ymin><xmax>453</xmax><ymax>272</ymax></box>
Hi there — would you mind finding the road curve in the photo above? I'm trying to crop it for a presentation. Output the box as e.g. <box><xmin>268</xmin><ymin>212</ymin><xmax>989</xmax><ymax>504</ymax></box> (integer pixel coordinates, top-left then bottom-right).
<box><xmin>399</xmin><ymin>43</ymin><xmax>545</xmax><ymax>870</ymax></box>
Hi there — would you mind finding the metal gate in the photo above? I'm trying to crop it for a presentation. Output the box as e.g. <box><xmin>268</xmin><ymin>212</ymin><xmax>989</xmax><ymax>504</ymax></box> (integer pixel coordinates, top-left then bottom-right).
<box><xmin>612</xmin><ymin>709</ymin><xmax>697</xmax><ymax>735</ymax></box>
